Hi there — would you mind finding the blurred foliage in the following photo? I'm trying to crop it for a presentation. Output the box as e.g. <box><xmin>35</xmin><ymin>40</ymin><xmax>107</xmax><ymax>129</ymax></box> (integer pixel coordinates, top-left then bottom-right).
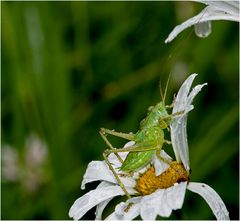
<box><xmin>1</xmin><ymin>1</ymin><xmax>238</xmax><ymax>220</ymax></box>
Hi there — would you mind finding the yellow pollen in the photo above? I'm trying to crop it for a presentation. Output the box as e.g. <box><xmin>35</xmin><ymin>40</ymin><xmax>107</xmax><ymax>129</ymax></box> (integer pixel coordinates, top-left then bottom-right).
<box><xmin>135</xmin><ymin>161</ymin><xmax>189</xmax><ymax>195</ymax></box>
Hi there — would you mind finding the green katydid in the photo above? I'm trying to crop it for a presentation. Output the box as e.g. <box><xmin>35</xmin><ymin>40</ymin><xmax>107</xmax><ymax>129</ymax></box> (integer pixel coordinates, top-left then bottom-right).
<box><xmin>100</xmin><ymin>80</ymin><xmax>183</xmax><ymax>198</ymax></box>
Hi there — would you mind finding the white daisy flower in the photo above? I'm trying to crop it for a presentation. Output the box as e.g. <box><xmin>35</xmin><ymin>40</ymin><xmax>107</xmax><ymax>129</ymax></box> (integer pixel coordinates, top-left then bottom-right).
<box><xmin>69</xmin><ymin>74</ymin><xmax>229</xmax><ymax>220</ymax></box>
<box><xmin>165</xmin><ymin>1</ymin><xmax>240</xmax><ymax>43</ymax></box>
<box><xmin>69</xmin><ymin>148</ymin><xmax>189</xmax><ymax>220</ymax></box>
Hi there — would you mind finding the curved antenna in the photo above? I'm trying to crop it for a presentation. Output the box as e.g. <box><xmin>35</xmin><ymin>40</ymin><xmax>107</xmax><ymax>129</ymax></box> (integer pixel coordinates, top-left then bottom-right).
<box><xmin>159</xmin><ymin>73</ymin><xmax>172</xmax><ymax>105</ymax></box>
<box><xmin>159</xmin><ymin>80</ymin><xmax>164</xmax><ymax>103</ymax></box>
<box><xmin>163</xmin><ymin>73</ymin><xmax>171</xmax><ymax>105</ymax></box>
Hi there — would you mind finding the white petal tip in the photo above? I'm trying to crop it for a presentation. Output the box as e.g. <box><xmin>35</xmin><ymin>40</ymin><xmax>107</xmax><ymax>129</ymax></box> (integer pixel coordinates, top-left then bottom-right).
<box><xmin>165</xmin><ymin>2</ymin><xmax>240</xmax><ymax>43</ymax></box>
<box><xmin>187</xmin><ymin>182</ymin><xmax>230</xmax><ymax>220</ymax></box>
<box><xmin>165</xmin><ymin>39</ymin><xmax>170</xmax><ymax>44</ymax></box>
<box><xmin>171</xmin><ymin>73</ymin><xmax>207</xmax><ymax>169</ymax></box>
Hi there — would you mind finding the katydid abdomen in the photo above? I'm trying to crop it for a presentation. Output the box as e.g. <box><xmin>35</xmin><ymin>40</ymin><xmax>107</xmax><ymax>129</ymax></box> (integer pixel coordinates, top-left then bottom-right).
<box><xmin>121</xmin><ymin>150</ymin><xmax>155</xmax><ymax>172</ymax></box>
<box><xmin>120</xmin><ymin>126</ymin><xmax>165</xmax><ymax>172</ymax></box>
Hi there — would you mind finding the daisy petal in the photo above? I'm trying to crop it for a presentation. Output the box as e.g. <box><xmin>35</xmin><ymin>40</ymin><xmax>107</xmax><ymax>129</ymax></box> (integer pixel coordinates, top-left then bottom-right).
<box><xmin>166</xmin><ymin>182</ymin><xmax>187</xmax><ymax>210</ymax></box>
<box><xmin>69</xmin><ymin>185</ymin><xmax>125</xmax><ymax>220</ymax></box>
<box><xmin>173</xmin><ymin>74</ymin><xmax>197</xmax><ymax>113</ymax></box>
<box><xmin>105</xmin><ymin>212</ymin><xmax>121</xmax><ymax>220</ymax></box>
<box><xmin>170</xmin><ymin>115</ymin><xmax>188</xmax><ymax>169</ymax></box>
<box><xmin>196</xmin><ymin>1</ymin><xmax>239</xmax><ymax>16</ymax></box>
<box><xmin>170</xmin><ymin>74</ymin><xmax>196</xmax><ymax>169</ymax></box>
<box><xmin>95</xmin><ymin>199</ymin><xmax>112</xmax><ymax>220</ymax></box>
<box><xmin>165</xmin><ymin>4</ymin><xmax>239</xmax><ymax>43</ymax></box>
<box><xmin>187</xmin><ymin>83</ymin><xmax>208</xmax><ymax>106</ymax></box>
<box><xmin>124</xmin><ymin>140</ymin><xmax>136</xmax><ymax>148</ymax></box>
<box><xmin>140</xmin><ymin>189</ymin><xmax>173</xmax><ymax>219</ymax></box>
<box><xmin>187</xmin><ymin>182</ymin><xmax>230</xmax><ymax>220</ymax></box>
<box><xmin>114</xmin><ymin>197</ymin><xmax>141</xmax><ymax>220</ymax></box>
<box><xmin>140</xmin><ymin>191</ymin><xmax>164</xmax><ymax>220</ymax></box>
<box><xmin>153</xmin><ymin>150</ymin><xmax>172</xmax><ymax>176</ymax></box>
<box><xmin>157</xmin><ymin>192</ymin><xmax>172</xmax><ymax>217</ymax></box>
<box><xmin>171</xmin><ymin>74</ymin><xmax>207</xmax><ymax>170</ymax></box>
<box><xmin>81</xmin><ymin>161</ymin><xmax>116</xmax><ymax>189</ymax></box>
<box><xmin>107</xmin><ymin>151</ymin><xmax>129</xmax><ymax>167</ymax></box>
<box><xmin>95</xmin><ymin>182</ymin><xmax>115</xmax><ymax>220</ymax></box>
<box><xmin>81</xmin><ymin>160</ymin><xmax>136</xmax><ymax>190</ymax></box>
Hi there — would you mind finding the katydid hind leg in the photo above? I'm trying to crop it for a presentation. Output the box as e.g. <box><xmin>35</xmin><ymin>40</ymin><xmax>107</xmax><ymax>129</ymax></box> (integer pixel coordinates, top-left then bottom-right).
<box><xmin>100</xmin><ymin>128</ymin><xmax>135</xmax><ymax>140</ymax></box>
<box><xmin>103</xmin><ymin>151</ymin><xmax>131</xmax><ymax>198</ymax></box>
<box><xmin>99</xmin><ymin>130</ymin><xmax>123</xmax><ymax>163</ymax></box>
<box><xmin>105</xmin><ymin>142</ymin><xmax>160</xmax><ymax>154</ymax></box>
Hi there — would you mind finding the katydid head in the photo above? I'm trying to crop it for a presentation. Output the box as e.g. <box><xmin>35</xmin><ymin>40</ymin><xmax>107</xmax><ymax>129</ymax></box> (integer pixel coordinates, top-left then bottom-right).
<box><xmin>155</xmin><ymin>102</ymin><xmax>172</xmax><ymax>129</ymax></box>
<box><xmin>140</xmin><ymin>74</ymin><xmax>172</xmax><ymax>130</ymax></box>
<box><xmin>140</xmin><ymin>101</ymin><xmax>171</xmax><ymax>129</ymax></box>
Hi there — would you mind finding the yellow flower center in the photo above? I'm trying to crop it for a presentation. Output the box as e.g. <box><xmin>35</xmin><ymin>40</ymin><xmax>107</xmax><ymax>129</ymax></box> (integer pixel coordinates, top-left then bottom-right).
<box><xmin>135</xmin><ymin>161</ymin><xmax>189</xmax><ymax>195</ymax></box>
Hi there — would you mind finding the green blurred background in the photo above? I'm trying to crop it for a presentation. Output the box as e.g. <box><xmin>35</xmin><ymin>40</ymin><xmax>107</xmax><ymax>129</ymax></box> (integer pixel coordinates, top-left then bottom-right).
<box><xmin>2</xmin><ymin>1</ymin><xmax>238</xmax><ymax>220</ymax></box>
